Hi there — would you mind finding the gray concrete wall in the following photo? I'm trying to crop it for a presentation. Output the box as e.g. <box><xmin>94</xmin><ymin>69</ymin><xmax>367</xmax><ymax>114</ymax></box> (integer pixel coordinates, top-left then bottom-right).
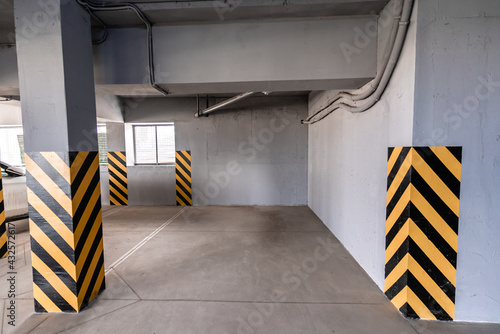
<box><xmin>412</xmin><ymin>0</ymin><xmax>500</xmax><ymax>323</ymax></box>
<box><xmin>3</xmin><ymin>176</ymin><xmax>28</xmax><ymax>217</ymax></box>
<box><xmin>122</xmin><ymin>95</ymin><xmax>308</xmax><ymax>206</ymax></box>
<box><xmin>308</xmin><ymin>0</ymin><xmax>416</xmax><ymax>292</ymax></box>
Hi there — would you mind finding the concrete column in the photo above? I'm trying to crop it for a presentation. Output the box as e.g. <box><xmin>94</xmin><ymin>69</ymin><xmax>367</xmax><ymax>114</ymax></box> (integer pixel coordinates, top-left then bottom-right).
<box><xmin>106</xmin><ymin>123</ymin><xmax>128</xmax><ymax>205</ymax></box>
<box><xmin>14</xmin><ymin>0</ymin><xmax>105</xmax><ymax>312</ymax></box>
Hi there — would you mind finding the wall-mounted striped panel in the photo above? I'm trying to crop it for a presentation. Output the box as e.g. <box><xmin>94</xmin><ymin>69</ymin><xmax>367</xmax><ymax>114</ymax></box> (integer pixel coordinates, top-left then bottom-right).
<box><xmin>0</xmin><ymin>173</ymin><xmax>6</xmax><ymax>259</ymax></box>
<box><xmin>108</xmin><ymin>152</ymin><xmax>128</xmax><ymax>206</ymax></box>
<box><xmin>26</xmin><ymin>152</ymin><xmax>105</xmax><ymax>313</ymax></box>
<box><xmin>385</xmin><ymin>147</ymin><xmax>462</xmax><ymax>321</ymax></box>
<box><xmin>176</xmin><ymin>150</ymin><xmax>192</xmax><ymax>206</ymax></box>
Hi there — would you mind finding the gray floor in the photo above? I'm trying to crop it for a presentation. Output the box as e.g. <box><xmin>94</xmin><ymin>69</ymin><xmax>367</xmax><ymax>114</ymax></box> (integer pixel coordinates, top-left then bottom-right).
<box><xmin>1</xmin><ymin>206</ymin><xmax>499</xmax><ymax>333</ymax></box>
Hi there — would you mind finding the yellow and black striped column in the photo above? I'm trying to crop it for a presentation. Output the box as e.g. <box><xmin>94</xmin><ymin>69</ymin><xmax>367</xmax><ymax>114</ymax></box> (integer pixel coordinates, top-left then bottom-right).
<box><xmin>108</xmin><ymin>151</ymin><xmax>128</xmax><ymax>206</ymax></box>
<box><xmin>0</xmin><ymin>173</ymin><xmax>6</xmax><ymax>259</ymax></box>
<box><xmin>385</xmin><ymin>146</ymin><xmax>462</xmax><ymax>321</ymax></box>
<box><xmin>26</xmin><ymin>152</ymin><xmax>105</xmax><ymax>313</ymax></box>
<box><xmin>176</xmin><ymin>150</ymin><xmax>192</xmax><ymax>206</ymax></box>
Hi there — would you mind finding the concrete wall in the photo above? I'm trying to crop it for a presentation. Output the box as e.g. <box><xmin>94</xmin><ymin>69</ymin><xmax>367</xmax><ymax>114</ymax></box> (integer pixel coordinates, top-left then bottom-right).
<box><xmin>412</xmin><ymin>0</ymin><xmax>500</xmax><ymax>323</ymax></box>
<box><xmin>122</xmin><ymin>95</ymin><xmax>308</xmax><ymax>206</ymax></box>
<box><xmin>2</xmin><ymin>176</ymin><xmax>28</xmax><ymax>217</ymax></box>
<box><xmin>308</xmin><ymin>0</ymin><xmax>416</xmax><ymax>291</ymax></box>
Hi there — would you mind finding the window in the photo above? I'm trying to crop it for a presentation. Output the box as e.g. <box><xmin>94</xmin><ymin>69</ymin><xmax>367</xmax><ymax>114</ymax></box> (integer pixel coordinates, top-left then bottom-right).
<box><xmin>133</xmin><ymin>124</ymin><xmax>175</xmax><ymax>165</ymax></box>
<box><xmin>0</xmin><ymin>126</ymin><xmax>25</xmax><ymax>167</ymax></box>
<box><xmin>97</xmin><ymin>125</ymin><xmax>108</xmax><ymax>165</ymax></box>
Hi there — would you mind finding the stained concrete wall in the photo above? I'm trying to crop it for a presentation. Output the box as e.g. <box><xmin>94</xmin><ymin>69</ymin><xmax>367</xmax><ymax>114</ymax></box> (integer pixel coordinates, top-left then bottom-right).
<box><xmin>412</xmin><ymin>0</ymin><xmax>500</xmax><ymax>323</ymax></box>
<box><xmin>308</xmin><ymin>0</ymin><xmax>416</xmax><ymax>292</ymax></box>
<box><xmin>122</xmin><ymin>95</ymin><xmax>308</xmax><ymax>206</ymax></box>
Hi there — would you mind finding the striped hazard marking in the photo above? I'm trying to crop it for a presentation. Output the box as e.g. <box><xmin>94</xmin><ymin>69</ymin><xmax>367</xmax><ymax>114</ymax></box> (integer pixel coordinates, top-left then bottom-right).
<box><xmin>385</xmin><ymin>146</ymin><xmax>462</xmax><ymax>321</ymax></box>
<box><xmin>176</xmin><ymin>151</ymin><xmax>192</xmax><ymax>206</ymax></box>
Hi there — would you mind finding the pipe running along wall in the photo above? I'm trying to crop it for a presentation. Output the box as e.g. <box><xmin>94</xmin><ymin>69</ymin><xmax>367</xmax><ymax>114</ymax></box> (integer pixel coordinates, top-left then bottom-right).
<box><xmin>302</xmin><ymin>0</ymin><xmax>414</xmax><ymax>125</ymax></box>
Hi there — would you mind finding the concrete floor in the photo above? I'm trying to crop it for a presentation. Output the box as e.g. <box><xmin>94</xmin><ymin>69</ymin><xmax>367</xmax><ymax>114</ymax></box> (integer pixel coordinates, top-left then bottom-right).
<box><xmin>1</xmin><ymin>206</ymin><xmax>499</xmax><ymax>333</ymax></box>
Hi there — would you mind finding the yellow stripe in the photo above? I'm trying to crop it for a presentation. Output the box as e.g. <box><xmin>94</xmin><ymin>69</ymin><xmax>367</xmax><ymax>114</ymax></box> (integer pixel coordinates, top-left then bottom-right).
<box><xmin>40</xmin><ymin>152</ymin><xmax>70</xmax><ymax>184</ymax></box>
<box><xmin>108</xmin><ymin>154</ymin><xmax>127</xmax><ymax>174</ymax></box>
<box><xmin>387</xmin><ymin>147</ymin><xmax>404</xmax><ymax>177</ymax></box>
<box><xmin>385</xmin><ymin>219</ymin><xmax>410</xmax><ymax>264</ymax></box>
<box><xmin>408</xmin><ymin>255</ymin><xmax>455</xmax><ymax>318</ymax></box>
<box><xmin>33</xmin><ymin>283</ymin><xmax>62</xmax><ymax>312</ymax></box>
<box><xmin>176</xmin><ymin>186</ymin><xmax>192</xmax><ymax>205</ymax></box>
<box><xmin>386</xmin><ymin>151</ymin><xmax>412</xmax><ymax>206</ymax></box>
<box><xmin>110</xmin><ymin>184</ymin><xmax>128</xmax><ymax>204</ymax></box>
<box><xmin>72</xmin><ymin>155</ymin><xmax>99</xmax><ymax>216</ymax></box>
<box><xmin>78</xmin><ymin>238</ymin><xmax>103</xmax><ymax>308</ymax></box>
<box><xmin>27</xmin><ymin>187</ymin><xmax>75</xmax><ymax>249</ymax></box>
<box><xmin>390</xmin><ymin>286</ymin><xmax>408</xmax><ymax>309</ymax></box>
<box><xmin>109</xmin><ymin>175</ymin><xmax>128</xmax><ymax>194</ymax></box>
<box><xmin>25</xmin><ymin>155</ymin><xmax>72</xmax><ymax>217</ymax></box>
<box><xmin>31</xmin><ymin>252</ymin><xmax>78</xmax><ymax>311</ymax></box>
<box><xmin>114</xmin><ymin>151</ymin><xmax>127</xmax><ymax>162</ymax></box>
<box><xmin>410</xmin><ymin>185</ymin><xmax>458</xmax><ymax>251</ymax></box>
<box><xmin>90</xmin><ymin>264</ymin><xmax>105</xmax><ymax>302</ymax></box>
<box><xmin>176</xmin><ymin>174</ymin><xmax>192</xmax><ymax>193</ymax></box>
<box><xmin>385</xmin><ymin>253</ymin><xmax>409</xmax><ymax>292</ymax></box>
<box><xmin>430</xmin><ymin>147</ymin><xmax>461</xmax><ymax>182</ymax></box>
<box><xmin>409</xmin><ymin>220</ymin><xmax>456</xmax><ymax>286</ymax></box>
<box><xmin>108</xmin><ymin>164</ymin><xmax>127</xmax><ymax>184</ymax></box>
<box><xmin>386</xmin><ymin>184</ymin><xmax>411</xmax><ymax>234</ymax></box>
<box><xmin>176</xmin><ymin>162</ymin><xmax>191</xmax><ymax>184</ymax></box>
<box><xmin>412</xmin><ymin>150</ymin><xmax>460</xmax><ymax>216</ymax></box>
<box><xmin>74</xmin><ymin>184</ymin><xmax>101</xmax><ymax>246</ymax></box>
<box><xmin>182</xmin><ymin>151</ymin><xmax>191</xmax><ymax>159</ymax></box>
<box><xmin>76</xmin><ymin>211</ymin><xmax>102</xmax><ymax>276</ymax></box>
<box><xmin>176</xmin><ymin>195</ymin><xmax>187</xmax><ymax>206</ymax></box>
<box><xmin>407</xmin><ymin>287</ymin><xmax>437</xmax><ymax>320</ymax></box>
<box><xmin>70</xmin><ymin>152</ymin><xmax>90</xmax><ymax>184</ymax></box>
<box><xmin>29</xmin><ymin>220</ymin><xmax>77</xmax><ymax>281</ymax></box>
<box><xmin>176</xmin><ymin>152</ymin><xmax>192</xmax><ymax>173</ymax></box>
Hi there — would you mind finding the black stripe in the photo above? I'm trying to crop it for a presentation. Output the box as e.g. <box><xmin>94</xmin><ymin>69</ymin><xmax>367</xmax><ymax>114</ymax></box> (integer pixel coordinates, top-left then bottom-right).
<box><xmin>34</xmin><ymin>299</ymin><xmax>48</xmax><ymax>313</ymax></box>
<box><xmin>385</xmin><ymin>236</ymin><xmax>410</xmax><ymax>277</ymax></box>
<box><xmin>409</xmin><ymin>238</ymin><xmax>456</xmax><ymax>302</ymax></box>
<box><xmin>386</xmin><ymin>201</ymin><xmax>411</xmax><ymax>247</ymax></box>
<box><xmin>385</xmin><ymin>269</ymin><xmax>408</xmax><ymax>300</ymax></box>
<box><xmin>75</xmin><ymin>207</ymin><xmax>102</xmax><ymax>259</ymax></box>
<box><xmin>27</xmin><ymin>172</ymin><xmax>73</xmax><ymax>225</ymax></box>
<box><xmin>77</xmin><ymin>224</ymin><xmax>103</xmax><ymax>288</ymax></box>
<box><xmin>0</xmin><ymin>242</ymin><xmax>6</xmax><ymax>258</ymax></box>
<box><xmin>70</xmin><ymin>152</ymin><xmax>98</xmax><ymax>196</ymax></box>
<box><xmin>72</xmin><ymin>170</ymin><xmax>101</xmax><ymax>227</ymax></box>
<box><xmin>177</xmin><ymin>150</ymin><xmax>191</xmax><ymax>163</ymax></box>
<box><xmin>407</xmin><ymin>271</ymin><xmax>453</xmax><ymax>321</ymax></box>
<box><xmin>177</xmin><ymin>192</ymin><xmax>192</xmax><ymax>205</ymax></box>
<box><xmin>28</xmin><ymin>204</ymin><xmax>75</xmax><ymax>257</ymax></box>
<box><xmin>110</xmin><ymin>194</ymin><xmax>127</xmax><ymax>206</ymax></box>
<box><xmin>32</xmin><ymin>267</ymin><xmax>76</xmax><ymax>312</ymax></box>
<box><xmin>410</xmin><ymin>205</ymin><xmax>457</xmax><ymax>268</ymax></box>
<box><xmin>411</xmin><ymin>169</ymin><xmax>459</xmax><ymax>233</ymax></box>
<box><xmin>388</xmin><ymin>147</ymin><xmax>395</xmax><ymax>161</ymax></box>
<box><xmin>447</xmin><ymin>147</ymin><xmax>462</xmax><ymax>163</ymax></box>
<box><xmin>31</xmin><ymin>237</ymin><xmax>76</xmax><ymax>290</ymax></box>
<box><xmin>401</xmin><ymin>302</ymin><xmax>420</xmax><ymax>319</ymax></box>
<box><xmin>109</xmin><ymin>152</ymin><xmax>126</xmax><ymax>166</ymax></box>
<box><xmin>387</xmin><ymin>147</ymin><xmax>411</xmax><ymax>190</ymax></box>
<box><xmin>109</xmin><ymin>181</ymin><xmax>128</xmax><ymax>199</ymax></box>
<box><xmin>413</xmin><ymin>147</ymin><xmax>461</xmax><ymax>197</ymax></box>
<box><xmin>82</xmin><ymin>254</ymin><xmax>105</xmax><ymax>306</ymax></box>
<box><xmin>75</xmin><ymin>199</ymin><xmax>102</xmax><ymax>259</ymax></box>
<box><xmin>386</xmin><ymin>167</ymin><xmax>412</xmax><ymax>219</ymax></box>
<box><xmin>108</xmin><ymin>159</ymin><xmax>127</xmax><ymax>175</ymax></box>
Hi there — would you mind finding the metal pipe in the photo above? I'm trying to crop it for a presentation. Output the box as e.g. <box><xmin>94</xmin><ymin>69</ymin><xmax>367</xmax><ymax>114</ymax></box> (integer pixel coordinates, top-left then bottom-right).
<box><xmin>195</xmin><ymin>92</ymin><xmax>257</xmax><ymax>117</ymax></box>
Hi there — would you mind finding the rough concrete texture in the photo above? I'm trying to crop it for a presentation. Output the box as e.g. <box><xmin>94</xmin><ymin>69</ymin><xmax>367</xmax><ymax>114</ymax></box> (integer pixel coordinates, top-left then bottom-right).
<box><xmin>308</xmin><ymin>0</ymin><xmax>416</xmax><ymax>291</ymax></box>
<box><xmin>122</xmin><ymin>96</ymin><xmax>308</xmax><ymax>206</ymax></box>
<box><xmin>2</xmin><ymin>206</ymin><xmax>499</xmax><ymax>333</ymax></box>
<box><xmin>2</xmin><ymin>176</ymin><xmax>27</xmax><ymax>217</ymax></box>
<box><xmin>412</xmin><ymin>0</ymin><xmax>500</xmax><ymax>323</ymax></box>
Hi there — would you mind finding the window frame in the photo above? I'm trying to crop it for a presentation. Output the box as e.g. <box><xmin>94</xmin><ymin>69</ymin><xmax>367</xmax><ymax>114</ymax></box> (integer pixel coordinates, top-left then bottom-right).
<box><xmin>132</xmin><ymin>123</ymin><xmax>175</xmax><ymax>166</ymax></box>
